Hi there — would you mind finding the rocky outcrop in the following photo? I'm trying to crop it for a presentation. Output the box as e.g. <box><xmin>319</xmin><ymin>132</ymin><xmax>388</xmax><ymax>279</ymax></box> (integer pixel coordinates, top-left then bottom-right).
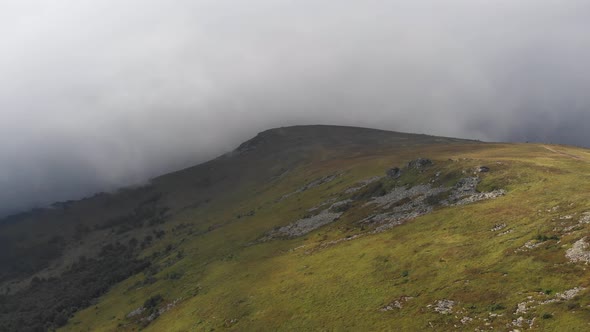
<box><xmin>386</xmin><ymin>167</ymin><xmax>402</xmax><ymax>179</ymax></box>
<box><xmin>380</xmin><ymin>296</ymin><xmax>414</xmax><ymax>311</ymax></box>
<box><xmin>269</xmin><ymin>161</ymin><xmax>506</xmax><ymax>241</ymax></box>
<box><xmin>566</xmin><ymin>238</ymin><xmax>590</xmax><ymax>263</ymax></box>
<box><xmin>263</xmin><ymin>211</ymin><xmax>342</xmax><ymax>239</ymax></box>
<box><xmin>431</xmin><ymin>299</ymin><xmax>455</xmax><ymax>314</ymax></box>
<box><xmin>451</xmin><ymin>190</ymin><xmax>506</xmax><ymax>206</ymax></box>
<box><xmin>407</xmin><ymin>158</ymin><xmax>433</xmax><ymax>169</ymax></box>
<box><xmin>262</xmin><ymin>200</ymin><xmax>352</xmax><ymax>240</ymax></box>
<box><xmin>386</xmin><ymin>158</ymin><xmax>432</xmax><ymax>179</ymax></box>
<box><xmin>443</xmin><ymin>177</ymin><xmax>505</xmax><ymax>206</ymax></box>
<box><xmin>361</xmin><ymin>177</ymin><xmax>505</xmax><ymax>232</ymax></box>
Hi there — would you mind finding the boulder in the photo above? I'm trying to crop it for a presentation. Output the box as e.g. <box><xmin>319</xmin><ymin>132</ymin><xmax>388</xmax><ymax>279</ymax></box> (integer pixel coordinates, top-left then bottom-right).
<box><xmin>477</xmin><ymin>166</ymin><xmax>490</xmax><ymax>173</ymax></box>
<box><xmin>386</xmin><ymin>167</ymin><xmax>402</xmax><ymax>178</ymax></box>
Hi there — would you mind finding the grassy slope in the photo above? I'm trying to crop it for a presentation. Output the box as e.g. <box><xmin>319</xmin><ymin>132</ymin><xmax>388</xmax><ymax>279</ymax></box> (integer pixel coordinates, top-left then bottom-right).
<box><xmin>50</xmin><ymin>128</ymin><xmax>590</xmax><ymax>331</ymax></box>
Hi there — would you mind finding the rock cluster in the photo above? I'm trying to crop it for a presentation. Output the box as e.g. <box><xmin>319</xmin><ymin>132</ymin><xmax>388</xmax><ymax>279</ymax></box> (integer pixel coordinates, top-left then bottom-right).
<box><xmin>566</xmin><ymin>238</ymin><xmax>590</xmax><ymax>263</ymax></box>
<box><xmin>452</xmin><ymin>190</ymin><xmax>506</xmax><ymax>206</ymax></box>
<box><xmin>361</xmin><ymin>176</ymin><xmax>505</xmax><ymax>232</ymax></box>
<box><xmin>265</xmin><ymin>211</ymin><xmax>342</xmax><ymax>239</ymax></box>
<box><xmin>512</xmin><ymin>316</ymin><xmax>535</xmax><ymax>328</ymax></box>
<box><xmin>386</xmin><ymin>158</ymin><xmax>433</xmax><ymax>179</ymax></box>
<box><xmin>491</xmin><ymin>223</ymin><xmax>507</xmax><ymax>232</ymax></box>
<box><xmin>432</xmin><ymin>299</ymin><xmax>455</xmax><ymax>314</ymax></box>
<box><xmin>262</xmin><ymin>200</ymin><xmax>352</xmax><ymax>240</ymax></box>
<box><xmin>379</xmin><ymin>296</ymin><xmax>413</xmax><ymax>311</ymax></box>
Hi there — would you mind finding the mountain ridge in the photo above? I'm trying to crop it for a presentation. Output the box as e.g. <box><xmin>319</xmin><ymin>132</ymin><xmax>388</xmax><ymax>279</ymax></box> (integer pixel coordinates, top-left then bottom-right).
<box><xmin>1</xmin><ymin>125</ymin><xmax>589</xmax><ymax>331</ymax></box>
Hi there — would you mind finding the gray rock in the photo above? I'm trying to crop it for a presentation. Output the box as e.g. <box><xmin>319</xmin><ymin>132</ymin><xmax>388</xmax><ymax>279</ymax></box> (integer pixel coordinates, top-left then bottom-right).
<box><xmin>451</xmin><ymin>190</ymin><xmax>506</xmax><ymax>206</ymax></box>
<box><xmin>127</xmin><ymin>307</ymin><xmax>146</xmax><ymax>318</ymax></box>
<box><xmin>566</xmin><ymin>238</ymin><xmax>590</xmax><ymax>263</ymax></box>
<box><xmin>262</xmin><ymin>202</ymin><xmax>345</xmax><ymax>240</ymax></box>
<box><xmin>407</xmin><ymin>158</ymin><xmax>433</xmax><ymax>169</ymax></box>
<box><xmin>386</xmin><ymin>167</ymin><xmax>402</xmax><ymax>178</ymax></box>
<box><xmin>433</xmin><ymin>299</ymin><xmax>455</xmax><ymax>314</ymax></box>
<box><xmin>477</xmin><ymin>166</ymin><xmax>490</xmax><ymax>172</ymax></box>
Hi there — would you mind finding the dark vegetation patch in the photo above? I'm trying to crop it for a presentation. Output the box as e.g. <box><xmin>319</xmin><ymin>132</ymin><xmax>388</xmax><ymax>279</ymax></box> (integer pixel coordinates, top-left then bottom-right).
<box><xmin>95</xmin><ymin>194</ymin><xmax>169</xmax><ymax>233</ymax></box>
<box><xmin>536</xmin><ymin>234</ymin><xmax>560</xmax><ymax>242</ymax></box>
<box><xmin>353</xmin><ymin>181</ymin><xmax>388</xmax><ymax>200</ymax></box>
<box><xmin>489</xmin><ymin>303</ymin><xmax>506</xmax><ymax>312</ymax></box>
<box><xmin>0</xmin><ymin>194</ymin><xmax>171</xmax><ymax>332</ymax></box>
<box><xmin>0</xmin><ymin>235</ymin><xmax>66</xmax><ymax>283</ymax></box>
<box><xmin>0</xmin><ymin>193</ymin><xmax>168</xmax><ymax>285</ymax></box>
<box><xmin>0</xmin><ymin>243</ymin><xmax>150</xmax><ymax>332</ymax></box>
<box><xmin>352</xmin><ymin>177</ymin><xmax>399</xmax><ymax>200</ymax></box>
<box><xmin>424</xmin><ymin>192</ymin><xmax>451</xmax><ymax>206</ymax></box>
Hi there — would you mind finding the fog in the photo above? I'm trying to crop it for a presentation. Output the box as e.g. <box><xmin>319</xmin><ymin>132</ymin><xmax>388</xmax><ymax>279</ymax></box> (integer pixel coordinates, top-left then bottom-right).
<box><xmin>1</xmin><ymin>0</ymin><xmax>589</xmax><ymax>215</ymax></box>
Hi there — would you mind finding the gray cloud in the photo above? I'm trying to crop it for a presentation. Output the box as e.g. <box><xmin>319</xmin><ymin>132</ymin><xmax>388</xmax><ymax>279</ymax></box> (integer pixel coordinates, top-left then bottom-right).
<box><xmin>1</xmin><ymin>0</ymin><xmax>589</xmax><ymax>215</ymax></box>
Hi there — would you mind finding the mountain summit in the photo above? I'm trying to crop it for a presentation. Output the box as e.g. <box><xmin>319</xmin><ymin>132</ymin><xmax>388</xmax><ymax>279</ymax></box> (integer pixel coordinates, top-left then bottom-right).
<box><xmin>1</xmin><ymin>125</ymin><xmax>589</xmax><ymax>331</ymax></box>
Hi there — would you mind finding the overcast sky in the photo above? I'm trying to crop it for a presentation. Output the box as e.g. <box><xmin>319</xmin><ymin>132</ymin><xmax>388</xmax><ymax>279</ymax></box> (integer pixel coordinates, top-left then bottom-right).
<box><xmin>1</xmin><ymin>0</ymin><xmax>589</xmax><ymax>215</ymax></box>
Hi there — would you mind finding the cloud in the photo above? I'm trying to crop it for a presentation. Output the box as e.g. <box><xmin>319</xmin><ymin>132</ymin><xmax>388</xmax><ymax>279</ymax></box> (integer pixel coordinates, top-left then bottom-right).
<box><xmin>1</xmin><ymin>0</ymin><xmax>589</xmax><ymax>214</ymax></box>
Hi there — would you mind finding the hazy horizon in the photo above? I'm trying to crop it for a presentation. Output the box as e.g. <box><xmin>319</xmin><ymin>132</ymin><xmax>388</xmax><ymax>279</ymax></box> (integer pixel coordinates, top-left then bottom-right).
<box><xmin>2</xmin><ymin>0</ymin><xmax>590</xmax><ymax>216</ymax></box>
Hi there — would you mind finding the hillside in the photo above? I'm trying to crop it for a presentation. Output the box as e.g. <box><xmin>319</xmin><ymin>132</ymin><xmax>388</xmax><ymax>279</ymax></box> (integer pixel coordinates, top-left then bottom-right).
<box><xmin>1</xmin><ymin>125</ymin><xmax>590</xmax><ymax>331</ymax></box>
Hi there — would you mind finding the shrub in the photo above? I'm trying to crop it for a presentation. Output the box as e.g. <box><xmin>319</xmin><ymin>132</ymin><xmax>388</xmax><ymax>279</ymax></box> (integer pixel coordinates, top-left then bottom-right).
<box><xmin>490</xmin><ymin>303</ymin><xmax>506</xmax><ymax>311</ymax></box>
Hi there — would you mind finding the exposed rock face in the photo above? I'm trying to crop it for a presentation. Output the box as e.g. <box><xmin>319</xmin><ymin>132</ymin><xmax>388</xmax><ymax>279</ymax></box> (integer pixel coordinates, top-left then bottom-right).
<box><xmin>268</xmin><ymin>160</ymin><xmax>507</xmax><ymax>241</ymax></box>
<box><xmin>262</xmin><ymin>199</ymin><xmax>351</xmax><ymax>240</ymax></box>
<box><xmin>443</xmin><ymin>177</ymin><xmax>505</xmax><ymax>206</ymax></box>
<box><xmin>369</xmin><ymin>184</ymin><xmax>445</xmax><ymax>209</ymax></box>
<box><xmin>361</xmin><ymin>184</ymin><xmax>446</xmax><ymax>231</ymax></box>
<box><xmin>361</xmin><ymin>177</ymin><xmax>505</xmax><ymax>232</ymax></box>
<box><xmin>386</xmin><ymin>158</ymin><xmax>432</xmax><ymax>179</ymax></box>
<box><xmin>566</xmin><ymin>238</ymin><xmax>590</xmax><ymax>263</ymax></box>
<box><xmin>453</xmin><ymin>177</ymin><xmax>480</xmax><ymax>194</ymax></box>
<box><xmin>264</xmin><ymin>211</ymin><xmax>342</xmax><ymax>239</ymax></box>
<box><xmin>555</xmin><ymin>287</ymin><xmax>584</xmax><ymax>300</ymax></box>
<box><xmin>127</xmin><ymin>307</ymin><xmax>146</xmax><ymax>318</ymax></box>
<box><xmin>451</xmin><ymin>190</ymin><xmax>506</xmax><ymax>206</ymax></box>
<box><xmin>580</xmin><ymin>212</ymin><xmax>590</xmax><ymax>224</ymax></box>
<box><xmin>432</xmin><ymin>299</ymin><xmax>455</xmax><ymax>314</ymax></box>
<box><xmin>407</xmin><ymin>158</ymin><xmax>433</xmax><ymax>169</ymax></box>
<box><xmin>386</xmin><ymin>167</ymin><xmax>402</xmax><ymax>179</ymax></box>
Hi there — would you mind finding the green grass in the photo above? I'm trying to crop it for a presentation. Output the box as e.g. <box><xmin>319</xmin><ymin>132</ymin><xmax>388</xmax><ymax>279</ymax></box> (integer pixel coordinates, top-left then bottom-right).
<box><xmin>50</xmin><ymin>130</ymin><xmax>590</xmax><ymax>331</ymax></box>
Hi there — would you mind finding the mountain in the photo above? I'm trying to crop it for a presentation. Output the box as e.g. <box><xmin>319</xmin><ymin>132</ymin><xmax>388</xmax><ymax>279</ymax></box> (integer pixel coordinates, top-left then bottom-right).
<box><xmin>1</xmin><ymin>125</ymin><xmax>589</xmax><ymax>331</ymax></box>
